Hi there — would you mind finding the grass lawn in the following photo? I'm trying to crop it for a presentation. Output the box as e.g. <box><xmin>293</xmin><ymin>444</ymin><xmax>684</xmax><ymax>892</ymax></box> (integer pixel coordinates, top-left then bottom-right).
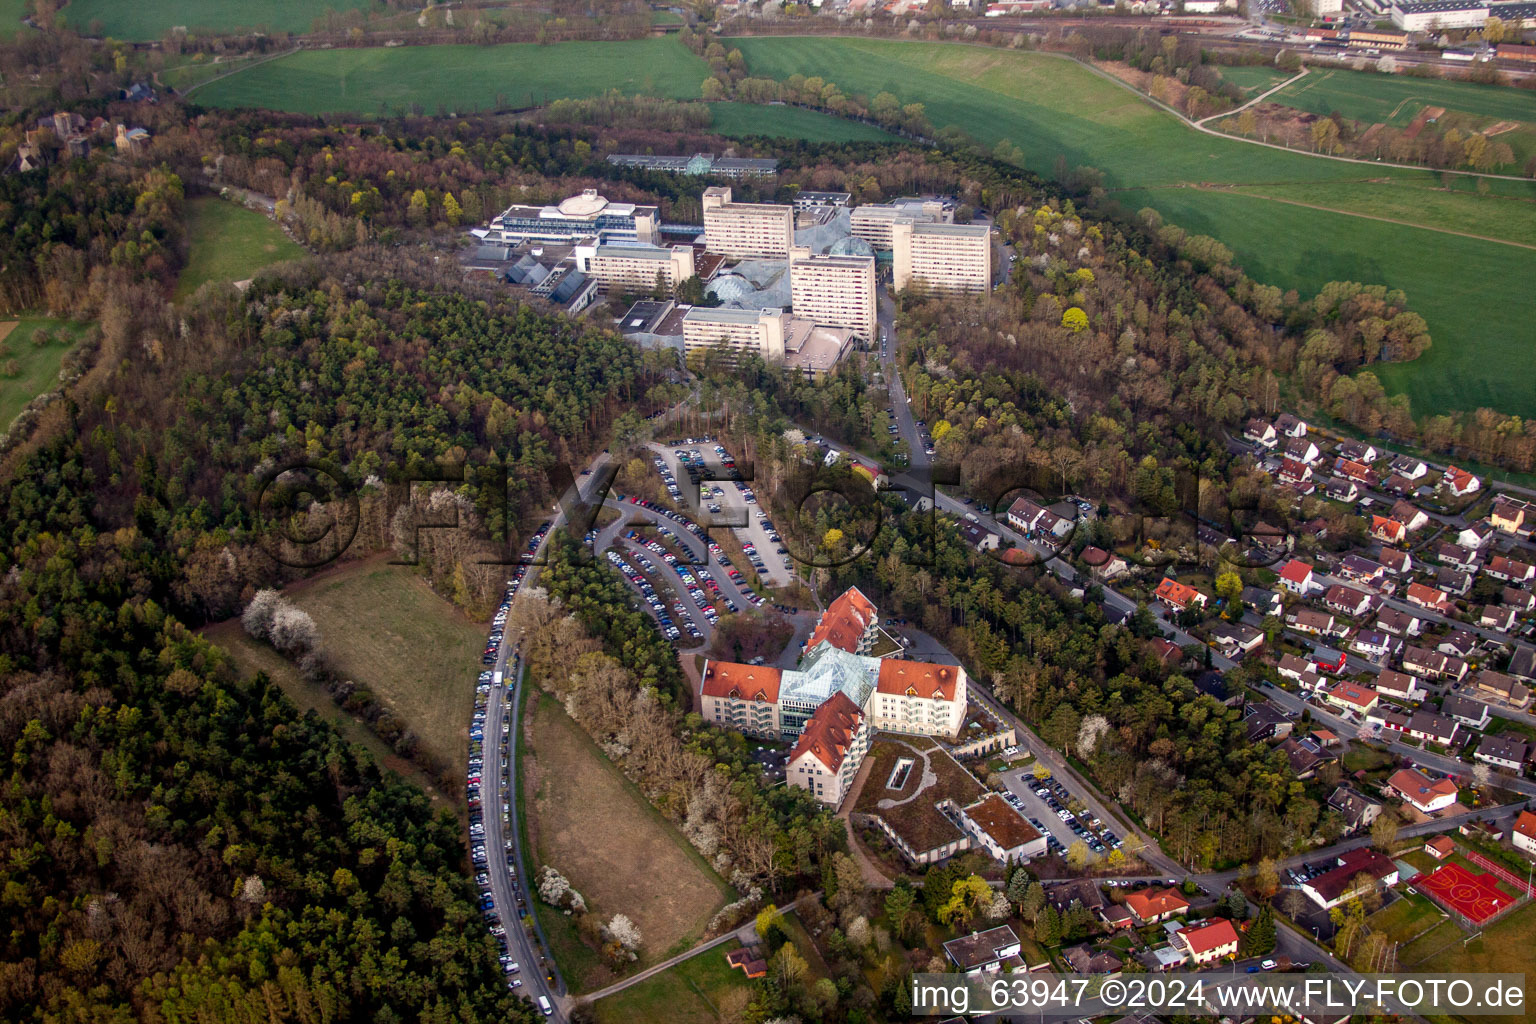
<box><xmin>1408</xmin><ymin>898</ymin><xmax>1536</xmax><ymax>1022</ymax></box>
<box><xmin>176</xmin><ymin>197</ymin><xmax>304</xmax><ymax>300</ymax></box>
<box><xmin>1218</xmin><ymin>64</ymin><xmax>1294</xmax><ymax>96</ymax></box>
<box><xmin>61</xmin><ymin>0</ymin><xmax>374</xmax><ymax>40</ymax></box>
<box><xmin>1340</xmin><ymin>741</ymin><xmax>1395</xmax><ymax>774</ymax></box>
<box><xmin>709</xmin><ymin>101</ymin><xmax>898</xmax><ymax>143</ymax></box>
<box><xmin>0</xmin><ymin>0</ymin><xmax>27</xmax><ymax>38</ymax></box>
<box><xmin>1267</xmin><ymin>66</ymin><xmax>1536</xmax><ymax>128</ymax></box>
<box><xmin>651</xmin><ymin>9</ymin><xmax>684</xmax><ymax>23</ymax></box>
<box><xmin>204</xmin><ymin>616</ymin><xmax>455</xmax><ymax>804</ymax></box>
<box><xmin>195</xmin><ymin>37</ymin><xmax>708</xmax><ymax>116</ymax></box>
<box><xmin>162</xmin><ymin>53</ymin><xmax>266</xmax><ymax>93</ymax></box>
<box><xmin>521</xmin><ymin>691</ymin><xmax>734</xmax><ymax>992</ymax></box>
<box><xmin>1368</xmin><ymin>889</ymin><xmax>1447</xmax><ymax>944</ymax></box>
<box><xmin>592</xmin><ymin>941</ymin><xmax>752</xmax><ymax>1024</ymax></box>
<box><xmin>730</xmin><ymin>37</ymin><xmax>1536</xmax><ymax>420</ymax></box>
<box><xmin>273</xmin><ymin>559</ymin><xmax>485</xmax><ymax>768</ymax></box>
<box><xmin>0</xmin><ymin>317</ymin><xmax>89</xmax><ymax>431</ymax></box>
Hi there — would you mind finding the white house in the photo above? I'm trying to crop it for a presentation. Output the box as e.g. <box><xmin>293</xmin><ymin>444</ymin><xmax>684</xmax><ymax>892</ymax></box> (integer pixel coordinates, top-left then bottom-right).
<box><xmin>1277</xmin><ymin>559</ymin><xmax>1316</xmax><ymax>595</ymax></box>
<box><xmin>1173</xmin><ymin>918</ymin><xmax>1239</xmax><ymax>965</ymax></box>
<box><xmin>1387</xmin><ymin>768</ymin><xmax>1458</xmax><ymax>814</ymax></box>
<box><xmin>1512</xmin><ymin>811</ymin><xmax>1536</xmax><ymax>856</ymax></box>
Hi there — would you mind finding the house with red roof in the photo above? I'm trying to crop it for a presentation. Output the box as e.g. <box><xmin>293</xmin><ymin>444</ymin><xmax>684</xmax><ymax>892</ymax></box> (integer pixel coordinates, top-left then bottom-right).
<box><xmin>1323</xmin><ymin>584</ymin><xmax>1373</xmax><ymax>619</ymax></box>
<box><xmin>1386</xmin><ymin>768</ymin><xmax>1458</xmax><ymax>815</ymax></box>
<box><xmin>700</xmin><ymin>661</ymin><xmax>783</xmax><ymax>737</ymax></box>
<box><xmin>1323</xmin><ymin>680</ymin><xmax>1377</xmax><ymax>715</ymax></box>
<box><xmin>1443</xmin><ymin>465</ymin><xmax>1480</xmax><ymax>497</ymax></box>
<box><xmin>1371</xmin><ymin>516</ymin><xmax>1406</xmax><ymax>544</ymax></box>
<box><xmin>1173</xmin><ymin>918</ymin><xmax>1240</xmax><ymax>965</ymax></box>
<box><xmin>1487</xmin><ymin>555</ymin><xmax>1535</xmax><ymax>584</ymax></box>
<box><xmin>1424</xmin><ymin>835</ymin><xmax>1454</xmax><ymax>860</ymax></box>
<box><xmin>787</xmin><ymin>692</ymin><xmax>869</xmax><ymax>808</ymax></box>
<box><xmin>1406</xmin><ymin>582</ymin><xmax>1454</xmax><ymax>615</ymax></box>
<box><xmin>1512</xmin><ymin>810</ymin><xmax>1536</xmax><ymax>856</ymax></box>
<box><xmin>1277</xmin><ymin>559</ymin><xmax>1316</xmax><ymax>595</ymax></box>
<box><xmin>1154</xmin><ymin>578</ymin><xmax>1207</xmax><ymax>614</ymax></box>
<box><xmin>807</xmin><ymin>585</ymin><xmax>883</xmax><ymax>655</ymax></box>
<box><xmin>1124</xmin><ymin>887</ymin><xmax>1190</xmax><ymax>925</ymax></box>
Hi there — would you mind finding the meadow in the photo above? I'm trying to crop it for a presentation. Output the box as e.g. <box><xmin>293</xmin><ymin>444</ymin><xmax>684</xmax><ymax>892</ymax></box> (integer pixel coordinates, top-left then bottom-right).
<box><xmin>709</xmin><ymin>101</ymin><xmax>898</xmax><ymax>142</ymax></box>
<box><xmin>1267</xmin><ymin>66</ymin><xmax>1536</xmax><ymax>127</ymax></box>
<box><xmin>520</xmin><ymin>691</ymin><xmax>734</xmax><ymax>992</ymax></box>
<box><xmin>729</xmin><ymin>37</ymin><xmax>1536</xmax><ymax>418</ymax></box>
<box><xmin>175</xmin><ymin>196</ymin><xmax>304</xmax><ymax>300</ymax></box>
<box><xmin>0</xmin><ymin>317</ymin><xmax>88</xmax><ymax>431</ymax></box>
<box><xmin>61</xmin><ymin>0</ymin><xmax>373</xmax><ymax>40</ymax></box>
<box><xmin>1217</xmin><ymin>63</ymin><xmax>1294</xmax><ymax>96</ymax></box>
<box><xmin>592</xmin><ymin>941</ymin><xmax>752</xmax><ymax>1024</ymax></box>
<box><xmin>194</xmin><ymin>37</ymin><xmax>708</xmax><ymax>115</ymax></box>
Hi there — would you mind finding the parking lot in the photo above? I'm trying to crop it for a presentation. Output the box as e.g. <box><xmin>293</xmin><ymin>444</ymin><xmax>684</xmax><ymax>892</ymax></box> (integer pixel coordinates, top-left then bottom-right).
<box><xmin>648</xmin><ymin>440</ymin><xmax>795</xmax><ymax>589</ymax></box>
<box><xmin>996</xmin><ymin>767</ymin><xmax>1123</xmax><ymax>859</ymax></box>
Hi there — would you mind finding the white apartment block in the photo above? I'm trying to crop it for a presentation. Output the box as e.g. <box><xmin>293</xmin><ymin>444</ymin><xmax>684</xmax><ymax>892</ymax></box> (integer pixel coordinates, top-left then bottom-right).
<box><xmin>850</xmin><ymin>199</ymin><xmax>950</xmax><ymax>249</ymax></box>
<box><xmin>892</xmin><ymin>220</ymin><xmax>992</xmax><ymax>294</ymax></box>
<box><xmin>574</xmin><ymin>243</ymin><xmax>695</xmax><ymax>293</ymax></box>
<box><xmin>682</xmin><ymin>306</ymin><xmax>789</xmax><ymax>366</ymax></box>
<box><xmin>786</xmin><ymin>692</ymin><xmax>869</xmax><ymax>808</ymax></box>
<box><xmin>869</xmin><ymin>660</ymin><xmax>968</xmax><ymax>738</ymax></box>
<box><xmin>789</xmin><ymin>247</ymin><xmax>877</xmax><ymax>342</ymax></box>
<box><xmin>1390</xmin><ymin>0</ymin><xmax>1488</xmax><ymax>30</ymax></box>
<box><xmin>702</xmin><ymin>186</ymin><xmax>794</xmax><ymax>258</ymax></box>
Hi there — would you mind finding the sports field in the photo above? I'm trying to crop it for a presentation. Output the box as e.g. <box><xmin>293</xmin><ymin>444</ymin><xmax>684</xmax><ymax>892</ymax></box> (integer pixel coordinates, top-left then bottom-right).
<box><xmin>729</xmin><ymin>37</ymin><xmax>1536</xmax><ymax>418</ymax></box>
<box><xmin>194</xmin><ymin>37</ymin><xmax>709</xmax><ymax>115</ymax></box>
<box><xmin>61</xmin><ymin>0</ymin><xmax>373</xmax><ymax>40</ymax></box>
<box><xmin>176</xmin><ymin>196</ymin><xmax>304</xmax><ymax>300</ymax></box>
<box><xmin>0</xmin><ymin>317</ymin><xmax>88</xmax><ymax>431</ymax></box>
<box><xmin>709</xmin><ymin>101</ymin><xmax>898</xmax><ymax>142</ymax></box>
<box><xmin>521</xmin><ymin>691</ymin><xmax>733</xmax><ymax>991</ymax></box>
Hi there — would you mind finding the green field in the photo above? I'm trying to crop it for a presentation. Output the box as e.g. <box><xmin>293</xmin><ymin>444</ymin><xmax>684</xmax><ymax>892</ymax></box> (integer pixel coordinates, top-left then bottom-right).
<box><xmin>729</xmin><ymin>37</ymin><xmax>1536</xmax><ymax>419</ymax></box>
<box><xmin>0</xmin><ymin>317</ymin><xmax>88</xmax><ymax>431</ymax></box>
<box><xmin>1218</xmin><ymin>64</ymin><xmax>1294</xmax><ymax>96</ymax></box>
<box><xmin>195</xmin><ymin>37</ymin><xmax>708</xmax><ymax>115</ymax></box>
<box><xmin>0</xmin><ymin>0</ymin><xmax>26</xmax><ymax>38</ymax></box>
<box><xmin>709</xmin><ymin>101</ymin><xmax>898</xmax><ymax>142</ymax></box>
<box><xmin>175</xmin><ymin>196</ymin><xmax>304</xmax><ymax>300</ymax></box>
<box><xmin>1269</xmin><ymin>66</ymin><xmax>1536</xmax><ymax>127</ymax></box>
<box><xmin>592</xmin><ymin>942</ymin><xmax>752</xmax><ymax>1024</ymax></box>
<box><xmin>651</xmin><ymin>9</ymin><xmax>684</xmax><ymax>24</ymax></box>
<box><xmin>161</xmin><ymin>53</ymin><xmax>266</xmax><ymax>93</ymax></box>
<box><xmin>61</xmin><ymin>0</ymin><xmax>374</xmax><ymax>40</ymax></box>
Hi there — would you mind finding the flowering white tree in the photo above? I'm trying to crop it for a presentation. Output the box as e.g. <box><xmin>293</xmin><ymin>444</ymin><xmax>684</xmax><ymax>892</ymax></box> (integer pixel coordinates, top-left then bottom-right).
<box><xmin>241</xmin><ymin>589</ymin><xmax>282</xmax><ymax>641</ymax></box>
<box><xmin>606</xmin><ymin>914</ymin><xmax>642</xmax><ymax>952</ymax></box>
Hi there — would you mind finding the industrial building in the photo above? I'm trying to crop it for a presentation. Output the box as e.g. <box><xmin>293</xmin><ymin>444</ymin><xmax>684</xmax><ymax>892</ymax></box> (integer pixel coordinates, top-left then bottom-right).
<box><xmin>701</xmin><ymin>186</ymin><xmax>795</xmax><ymax>258</ymax></box>
<box><xmin>1389</xmin><ymin>0</ymin><xmax>1489</xmax><ymax>29</ymax></box>
<box><xmin>573</xmin><ymin>242</ymin><xmax>696</xmax><ymax>293</ymax></box>
<box><xmin>891</xmin><ymin>220</ymin><xmax>992</xmax><ymax>294</ymax></box>
<box><xmin>788</xmin><ymin>247</ymin><xmax>878</xmax><ymax>342</ymax></box>
<box><xmin>478</xmin><ymin>189</ymin><xmax>659</xmax><ymax>246</ymax></box>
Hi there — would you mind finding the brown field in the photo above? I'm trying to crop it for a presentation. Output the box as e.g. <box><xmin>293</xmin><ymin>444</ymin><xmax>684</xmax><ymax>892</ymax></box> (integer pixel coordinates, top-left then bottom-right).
<box><xmin>521</xmin><ymin>692</ymin><xmax>733</xmax><ymax>990</ymax></box>
<box><xmin>0</xmin><ymin>321</ymin><xmax>17</xmax><ymax>344</ymax></box>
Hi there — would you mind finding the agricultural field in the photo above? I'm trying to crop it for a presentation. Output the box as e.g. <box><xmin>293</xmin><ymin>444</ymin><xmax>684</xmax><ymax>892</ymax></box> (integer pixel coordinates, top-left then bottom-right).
<box><xmin>730</xmin><ymin>37</ymin><xmax>1536</xmax><ymax>419</ymax></box>
<box><xmin>194</xmin><ymin>37</ymin><xmax>708</xmax><ymax>116</ymax></box>
<box><xmin>592</xmin><ymin>942</ymin><xmax>753</xmax><ymax>1024</ymax></box>
<box><xmin>709</xmin><ymin>101</ymin><xmax>898</xmax><ymax>143</ymax></box>
<box><xmin>60</xmin><ymin>0</ymin><xmax>374</xmax><ymax>40</ymax></box>
<box><xmin>175</xmin><ymin>196</ymin><xmax>304</xmax><ymax>300</ymax></box>
<box><xmin>0</xmin><ymin>317</ymin><xmax>88</xmax><ymax>431</ymax></box>
<box><xmin>1217</xmin><ymin>64</ymin><xmax>1295</xmax><ymax>96</ymax></box>
<box><xmin>520</xmin><ymin>691</ymin><xmax>734</xmax><ymax>992</ymax></box>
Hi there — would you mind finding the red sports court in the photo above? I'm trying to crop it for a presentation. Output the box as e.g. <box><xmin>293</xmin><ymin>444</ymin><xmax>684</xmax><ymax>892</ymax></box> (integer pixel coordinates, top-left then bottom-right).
<box><xmin>1418</xmin><ymin>862</ymin><xmax>1517</xmax><ymax>925</ymax></box>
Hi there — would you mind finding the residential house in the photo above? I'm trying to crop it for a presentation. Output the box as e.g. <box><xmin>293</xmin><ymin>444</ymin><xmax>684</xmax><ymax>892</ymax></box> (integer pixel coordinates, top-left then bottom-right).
<box><xmin>1148</xmin><ymin>637</ymin><xmax>1184</xmax><ymax>667</ymax></box>
<box><xmin>1371</xmin><ymin>516</ymin><xmax>1406</xmax><ymax>545</ymax></box>
<box><xmin>1301</xmin><ymin>848</ymin><xmax>1400</xmax><ymax>910</ymax></box>
<box><xmin>1386</xmin><ymin>768</ymin><xmax>1459</xmax><ymax>814</ymax></box>
<box><xmin>1376</xmin><ymin>606</ymin><xmax>1423</xmax><ymax>637</ymax></box>
<box><xmin>943</xmin><ymin>926</ymin><xmax>1023</xmax><ymax>975</ymax></box>
<box><xmin>1350</xmin><ymin>629</ymin><xmax>1399</xmax><ymax>662</ymax></box>
<box><xmin>1490</xmin><ymin>496</ymin><xmax>1532</xmax><ymax>535</ymax></box>
<box><xmin>1324</xmin><ymin>584</ymin><xmax>1374</xmax><ymax>619</ymax></box>
<box><xmin>1099</xmin><ymin>904</ymin><xmax>1137</xmax><ymax>931</ymax></box>
<box><xmin>1005</xmin><ymin>497</ymin><xmax>1049</xmax><ymax>535</ymax></box>
<box><xmin>1434</xmin><ymin>566</ymin><xmax>1474</xmax><ymax>598</ymax></box>
<box><xmin>1173</xmin><ymin>919</ymin><xmax>1240</xmax><ymax>965</ymax></box>
<box><xmin>1244</xmin><ymin>702</ymin><xmax>1294</xmax><ymax>743</ymax></box>
<box><xmin>1124</xmin><ymin>887</ymin><xmax>1191</xmax><ymax>925</ymax></box>
<box><xmin>786</xmin><ymin>692</ymin><xmax>869</xmax><ymax>808</ymax></box>
<box><xmin>1457</xmin><ymin>521</ymin><xmax>1495</xmax><ymax>551</ymax></box>
<box><xmin>1277</xmin><ymin>653</ymin><xmax>1316</xmax><ymax>683</ymax></box>
<box><xmin>1211</xmin><ymin>621</ymin><xmax>1265</xmax><ymax>658</ymax></box>
<box><xmin>1478</xmin><ymin>605</ymin><xmax>1518</xmax><ymax>633</ymax></box>
<box><xmin>1333</xmin><ymin>457</ymin><xmax>1374</xmax><ymax>486</ymax></box>
<box><xmin>1046</xmin><ymin>878</ymin><xmax>1107</xmax><ymax>915</ymax></box>
<box><xmin>1403</xmin><ymin>645</ymin><xmax>1468</xmax><ymax>682</ymax></box>
<box><xmin>1061</xmin><ymin>944</ymin><xmax>1123</xmax><ymax>975</ymax></box>
<box><xmin>1324</xmin><ymin>477</ymin><xmax>1362</xmax><ymax>503</ymax></box>
<box><xmin>1435</xmin><ymin>542</ymin><xmax>1479</xmax><ymax>572</ymax></box>
<box><xmin>1080</xmin><ymin>546</ymin><xmax>1127</xmax><ymax>580</ymax></box>
<box><xmin>1274</xmin><ymin>413</ymin><xmax>1308</xmax><ymax>438</ymax></box>
<box><xmin>1487</xmin><ymin>555</ymin><xmax>1536</xmax><ymax>584</ymax></box>
<box><xmin>958</xmin><ymin>794</ymin><xmax>1047</xmax><ymax>862</ymax></box>
<box><xmin>1437</xmin><ymin>628</ymin><xmax>1479</xmax><ymax>659</ymax></box>
<box><xmin>1424</xmin><ymin>836</ymin><xmax>1454</xmax><ymax>860</ymax></box>
<box><xmin>1327</xmin><ymin>786</ymin><xmax>1383</xmax><ymax>833</ymax></box>
<box><xmin>1504</xmin><ymin>589</ymin><xmax>1535</xmax><ymax>614</ymax></box>
<box><xmin>1406</xmin><ymin>582</ymin><xmax>1455</xmax><ymax>615</ymax></box>
<box><xmin>1338</xmin><ymin>439</ymin><xmax>1379</xmax><ymax>463</ymax></box>
<box><xmin>1406</xmin><ymin>710</ymin><xmax>1460</xmax><ymax>747</ymax></box>
<box><xmin>1443</xmin><ymin>465</ymin><xmax>1480</xmax><ymax>497</ymax></box>
<box><xmin>1288</xmin><ymin>607</ymin><xmax>1339</xmax><ymax>637</ymax></box>
<box><xmin>1509</xmin><ymin>645</ymin><xmax>1536</xmax><ymax>685</ymax></box>
<box><xmin>1475</xmin><ymin>734</ymin><xmax>1531</xmax><ymax>771</ymax></box>
<box><xmin>1512</xmin><ymin>810</ymin><xmax>1536</xmax><ymax>856</ymax></box>
<box><xmin>1278</xmin><ymin>559</ymin><xmax>1317</xmax><ymax>595</ymax></box>
<box><xmin>1338</xmin><ymin>555</ymin><xmax>1387</xmax><ymax>587</ymax></box>
<box><xmin>958</xmin><ymin>520</ymin><xmax>1000</xmax><ymax>551</ymax></box>
<box><xmin>1154</xmin><ymin>578</ymin><xmax>1207</xmax><ymax>614</ymax></box>
<box><xmin>1243</xmin><ymin>419</ymin><xmax>1277</xmax><ymax>448</ymax></box>
<box><xmin>1440</xmin><ymin>694</ymin><xmax>1490</xmax><ymax>730</ymax></box>
<box><xmin>1381</xmin><ymin>473</ymin><xmax>1418</xmax><ymax>496</ymax></box>
<box><xmin>1375</xmin><ymin>668</ymin><xmax>1426</xmax><ymax>702</ymax></box>
<box><xmin>1323</xmin><ymin>680</ymin><xmax>1377</xmax><ymax>715</ymax></box>
<box><xmin>1311</xmin><ymin>646</ymin><xmax>1348</xmax><ymax>675</ymax></box>
<box><xmin>1242</xmin><ymin>586</ymin><xmax>1284</xmax><ymax>618</ymax></box>
<box><xmin>1284</xmin><ymin>436</ymin><xmax>1321</xmax><ymax>465</ymax></box>
<box><xmin>1280</xmin><ymin>735</ymin><xmax>1334</xmax><ymax>778</ymax></box>
<box><xmin>1390</xmin><ymin>500</ymin><xmax>1430</xmax><ymax>533</ymax></box>
<box><xmin>1278</xmin><ymin>457</ymin><xmax>1314</xmax><ymax>490</ymax></box>
<box><xmin>1367</xmin><ymin>706</ymin><xmax>1412</xmax><ymax>735</ymax></box>
<box><xmin>1390</xmin><ymin>456</ymin><xmax>1428</xmax><ymax>481</ymax></box>
<box><xmin>1378</xmin><ymin>548</ymin><xmax>1413</xmax><ymax>576</ymax></box>
<box><xmin>1473</xmin><ymin>669</ymin><xmax>1532</xmax><ymax>708</ymax></box>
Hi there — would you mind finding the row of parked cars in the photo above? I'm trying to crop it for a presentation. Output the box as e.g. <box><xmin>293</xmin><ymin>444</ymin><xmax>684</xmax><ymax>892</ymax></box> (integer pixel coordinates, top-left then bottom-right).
<box><xmin>1024</xmin><ymin>774</ymin><xmax>1123</xmax><ymax>856</ymax></box>
<box><xmin>607</xmin><ymin>548</ymin><xmax>704</xmax><ymax>643</ymax></box>
<box><xmin>620</xmin><ymin>493</ymin><xmax>766</xmax><ymax>609</ymax></box>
